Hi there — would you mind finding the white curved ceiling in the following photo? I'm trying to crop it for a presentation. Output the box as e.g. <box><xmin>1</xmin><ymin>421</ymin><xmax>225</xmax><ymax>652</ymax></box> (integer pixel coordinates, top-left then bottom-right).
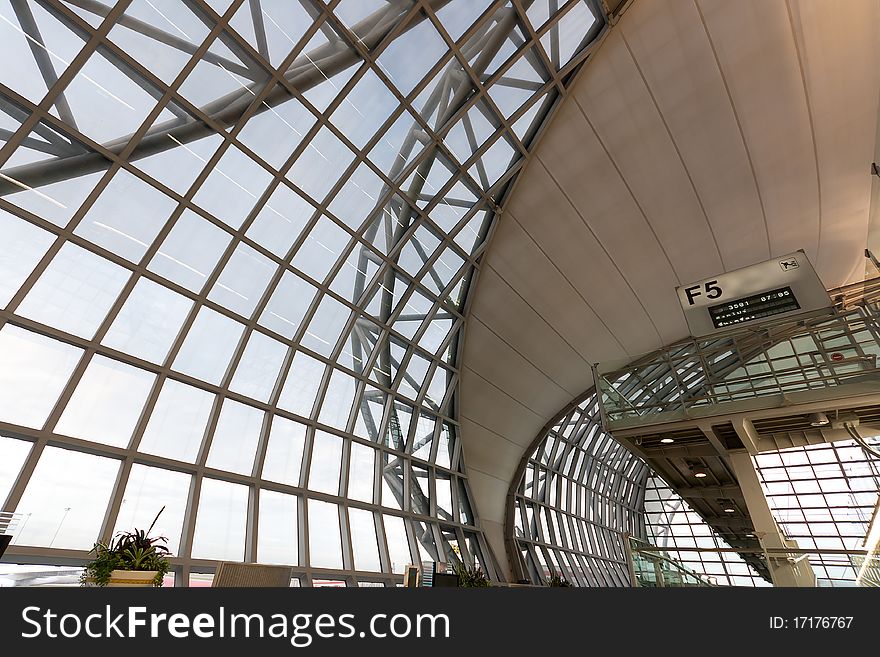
<box><xmin>460</xmin><ymin>0</ymin><xmax>880</xmax><ymax>573</ymax></box>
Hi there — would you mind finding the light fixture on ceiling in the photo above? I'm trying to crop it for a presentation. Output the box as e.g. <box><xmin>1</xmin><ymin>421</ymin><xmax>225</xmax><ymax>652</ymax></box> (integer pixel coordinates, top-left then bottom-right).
<box><xmin>719</xmin><ymin>498</ymin><xmax>736</xmax><ymax>513</ymax></box>
<box><xmin>688</xmin><ymin>461</ymin><xmax>708</xmax><ymax>478</ymax></box>
<box><xmin>660</xmin><ymin>438</ymin><xmax>674</xmax><ymax>444</ymax></box>
<box><xmin>808</xmin><ymin>412</ymin><xmax>830</xmax><ymax>427</ymax></box>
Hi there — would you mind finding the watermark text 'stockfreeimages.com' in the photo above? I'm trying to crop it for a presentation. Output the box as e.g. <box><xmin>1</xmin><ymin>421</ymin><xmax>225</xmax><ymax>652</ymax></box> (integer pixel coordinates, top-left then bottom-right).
<box><xmin>21</xmin><ymin>605</ymin><xmax>450</xmax><ymax>647</ymax></box>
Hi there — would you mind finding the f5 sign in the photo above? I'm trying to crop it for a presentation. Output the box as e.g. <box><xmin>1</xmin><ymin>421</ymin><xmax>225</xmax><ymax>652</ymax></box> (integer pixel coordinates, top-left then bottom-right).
<box><xmin>683</xmin><ymin>280</ymin><xmax>722</xmax><ymax>306</ymax></box>
<box><xmin>675</xmin><ymin>250</ymin><xmax>831</xmax><ymax>337</ymax></box>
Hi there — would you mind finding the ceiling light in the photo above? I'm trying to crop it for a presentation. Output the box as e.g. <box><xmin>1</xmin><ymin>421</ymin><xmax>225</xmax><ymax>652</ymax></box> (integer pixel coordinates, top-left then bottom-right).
<box><xmin>808</xmin><ymin>412</ymin><xmax>829</xmax><ymax>427</ymax></box>
<box><xmin>724</xmin><ymin>507</ymin><xmax>736</xmax><ymax>513</ymax></box>
<box><xmin>694</xmin><ymin>471</ymin><xmax>707</xmax><ymax>478</ymax></box>
<box><xmin>660</xmin><ymin>438</ymin><xmax>674</xmax><ymax>444</ymax></box>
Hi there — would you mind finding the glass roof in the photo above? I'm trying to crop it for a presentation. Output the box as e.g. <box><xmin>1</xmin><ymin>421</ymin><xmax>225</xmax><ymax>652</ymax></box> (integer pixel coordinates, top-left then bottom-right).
<box><xmin>0</xmin><ymin>0</ymin><xmax>604</xmax><ymax>585</ymax></box>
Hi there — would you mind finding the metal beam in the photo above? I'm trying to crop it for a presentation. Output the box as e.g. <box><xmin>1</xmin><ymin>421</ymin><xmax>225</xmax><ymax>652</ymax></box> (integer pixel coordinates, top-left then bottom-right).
<box><xmin>728</xmin><ymin>451</ymin><xmax>816</xmax><ymax>587</ymax></box>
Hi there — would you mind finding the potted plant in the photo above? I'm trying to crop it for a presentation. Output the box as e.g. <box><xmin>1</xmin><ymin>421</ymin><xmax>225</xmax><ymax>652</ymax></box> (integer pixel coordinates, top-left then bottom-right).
<box><xmin>81</xmin><ymin>508</ymin><xmax>171</xmax><ymax>587</ymax></box>
<box><xmin>546</xmin><ymin>572</ymin><xmax>572</xmax><ymax>587</ymax></box>
<box><xmin>457</xmin><ymin>564</ymin><xmax>491</xmax><ymax>587</ymax></box>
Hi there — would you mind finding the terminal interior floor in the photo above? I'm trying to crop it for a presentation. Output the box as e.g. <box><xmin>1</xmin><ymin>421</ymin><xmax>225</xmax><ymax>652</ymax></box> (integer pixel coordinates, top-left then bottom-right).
<box><xmin>1</xmin><ymin>0</ymin><xmax>879</xmax><ymax>587</ymax></box>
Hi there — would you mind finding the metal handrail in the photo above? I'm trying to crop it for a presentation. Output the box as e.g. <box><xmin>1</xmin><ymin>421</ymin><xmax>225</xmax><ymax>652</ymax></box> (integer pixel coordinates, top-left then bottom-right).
<box><xmin>596</xmin><ymin>291</ymin><xmax>880</xmax><ymax>423</ymax></box>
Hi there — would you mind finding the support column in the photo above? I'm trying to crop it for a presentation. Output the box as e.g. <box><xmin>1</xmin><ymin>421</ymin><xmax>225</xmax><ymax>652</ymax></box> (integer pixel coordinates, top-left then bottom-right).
<box><xmin>728</xmin><ymin>451</ymin><xmax>816</xmax><ymax>587</ymax></box>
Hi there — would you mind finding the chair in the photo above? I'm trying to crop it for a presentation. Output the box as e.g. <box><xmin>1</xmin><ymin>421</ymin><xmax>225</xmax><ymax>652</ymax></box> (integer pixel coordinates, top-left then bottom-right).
<box><xmin>211</xmin><ymin>562</ymin><xmax>293</xmax><ymax>587</ymax></box>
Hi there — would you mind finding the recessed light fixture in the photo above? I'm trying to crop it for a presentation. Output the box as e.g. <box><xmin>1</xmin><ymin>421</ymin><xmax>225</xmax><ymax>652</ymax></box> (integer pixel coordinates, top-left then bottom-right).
<box><xmin>687</xmin><ymin>460</ymin><xmax>708</xmax><ymax>478</ymax></box>
<box><xmin>660</xmin><ymin>438</ymin><xmax>674</xmax><ymax>444</ymax></box>
<box><xmin>724</xmin><ymin>507</ymin><xmax>736</xmax><ymax>513</ymax></box>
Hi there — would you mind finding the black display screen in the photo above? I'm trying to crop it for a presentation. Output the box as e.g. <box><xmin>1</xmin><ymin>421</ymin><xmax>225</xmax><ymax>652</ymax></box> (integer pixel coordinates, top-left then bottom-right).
<box><xmin>708</xmin><ymin>286</ymin><xmax>800</xmax><ymax>328</ymax></box>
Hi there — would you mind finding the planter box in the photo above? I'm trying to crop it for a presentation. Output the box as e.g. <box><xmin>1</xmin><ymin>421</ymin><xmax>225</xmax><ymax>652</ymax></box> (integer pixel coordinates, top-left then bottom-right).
<box><xmin>84</xmin><ymin>570</ymin><xmax>159</xmax><ymax>587</ymax></box>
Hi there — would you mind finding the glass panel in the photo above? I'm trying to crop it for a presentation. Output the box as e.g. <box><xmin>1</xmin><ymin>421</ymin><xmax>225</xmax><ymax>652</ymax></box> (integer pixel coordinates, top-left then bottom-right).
<box><xmin>75</xmin><ymin>168</ymin><xmax>177</xmax><ymax>263</ymax></box>
<box><xmin>55</xmin><ymin>356</ymin><xmax>156</xmax><ymax>448</ymax></box>
<box><xmin>383</xmin><ymin>515</ymin><xmax>411</xmax><ymax>575</ymax></box>
<box><xmin>376</xmin><ymin>12</ymin><xmax>446</xmax><ymax>95</ymax></box>
<box><xmin>380</xmin><ymin>444</ymin><xmax>406</xmax><ymax>505</ymax></box>
<box><xmin>233</xmin><ymin>0</ymin><xmax>311</xmax><ymax>67</ymax></box>
<box><xmin>286</xmin><ymin>126</ymin><xmax>355</xmax><ymax>204</ymax></box>
<box><xmin>0</xmin><ymin>1</ymin><xmax>84</xmax><ymax>105</ymax></box>
<box><xmin>436</xmin><ymin>471</ymin><xmax>453</xmax><ymax>519</ymax></box>
<box><xmin>237</xmin><ymin>86</ymin><xmax>315</xmax><ymax>169</ymax></box>
<box><xmin>4</xmin><ymin>171</ymin><xmax>103</xmax><ymax>229</ymax></box>
<box><xmin>172</xmin><ymin>306</ymin><xmax>245</xmax><ymax>384</ymax></box>
<box><xmin>0</xmin><ymin>210</ymin><xmax>55</xmax><ymax>308</ymax></box>
<box><xmin>349</xmin><ymin>508</ymin><xmax>381</xmax><ymax>572</ymax></box>
<box><xmin>205</xmin><ymin>398</ymin><xmax>263</xmax><ymax>475</ymax></box>
<box><xmin>437</xmin><ymin>423</ymin><xmax>454</xmax><ymax>470</ymax></box>
<box><xmin>291</xmin><ymin>216</ymin><xmax>349</xmax><ymax>283</ymax></box>
<box><xmin>277</xmin><ymin>351</ymin><xmax>326</xmax><ymax>418</ymax></box>
<box><xmin>307</xmin><ymin>430</ymin><xmax>343</xmax><ymax>496</ymax></box>
<box><xmin>101</xmin><ymin>277</ymin><xmax>193</xmax><ymax>365</ymax></box>
<box><xmin>300</xmin><ymin>293</ymin><xmax>350</xmax><ymax>356</ymax></box>
<box><xmin>367</xmin><ymin>108</ymin><xmax>423</xmax><ymax>173</ymax></box>
<box><xmin>329</xmin><ymin>68</ymin><xmax>398</xmax><ymax>149</ymax></box>
<box><xmin>178</xmin><ymin>34</ymin><xmax>265</xmax><ymax>109</ymax></box>
<box><xmin>228</xmin><ymin>330</ymin><xmax>288</xmax><ymax>402</ymax></box>
<box><xmin>137</xmin><ymin>378</ymin><xmax>214</xmax><ymax>462</ymax></box>
<box><xmin>0</xmin><ymin>325</ymin><xmax>82</xmax><ymax>429</ymax></box>
<box><xmin>301</xmin><ymin>44</ymin><xmax>357</xmax><ymax>113</ymax></box>
<box><xmin>14</xmin><ymin>446</ymin><xmax>119</xmax><ymax>550</ymax></box>
<box><xmin>0</xmin><ymin>436</ymin><xmax>31</xmax><ymax>506</ymax></box>
<box><xmin>318</xmin><ymin>367</ymin><xmax>356</xmax><ymax>430</ymax></box>
<box><xmin>208</xmin><ymin>242</ymin><xmax>276</xmax><ymax>318</ymax></box>
<box><xmin>246</xmin><ymin>182</ymin><xmax>314</xmax><ymax>258</ymax></box>
<box><xmin>540</xmin><ymin>1</ymin><xmax>599</xmax><ymax>69</ymax></box>
<box><xmin>16</xmin><ymin>242</ymin><xmax>130</xmax><ymax>339</ymax></box>
<box><xmin>59</xmin><ymin>46</ymin><xmax>164</xmax><ymax>144</ymax></box>
<box><xmin>192</xmin><ymin>145</ymin><xmax>272</xmax><ymax>229</ymax></box>
<box><xmin>114</xmin><ymin>463</ymin><xmax>191</xmax><ymax>555</ymax></box>
<box><xmin>148</xmin><ymin>209</ymin><xmax>232</xmax><ymax>292</ymax></box>
<box><xmin>136</xmin><ymin>130</ymin><xmax>223</xmax><ymax>196</ymax></box>
<box><xmin>348</xmin><ymin>441</ymin><xmax>375</xmax><ymax>503</ymax></box>
<box><xmin>410</xmin><ymin>464</ymin><xmax>430</xmax><ymax>515</ymax></box>
<box><xmin>261</xmin><ymin>416</ymin><xmax>307</xmax><ymax>487</ymax></box>
<box><xmin>308</xmin><ymin>499</ymin><xmax>343</xmax><ymax>569</ymax></box>
<box><xmin>191</xmin><ymin>477</ymin><xmax>249</xmax><ymax>561</ymax></box>
<box><xmin>257</xmin><ymin>489</ymin><xmax>299</xmax><ymax>565</ymax></box>
<box><xmin>412</xmin><ymin>412</ymin><xmax>435</xmax><ymax>461</ymax></box>
<box><xmin>435</xmin><ymin>1</ymin><xmax>491</xmax><ymax>41</ymax></box>
<box><xmin>327</xmin><ymin>162</ymin><xmax>385</xmax><ymax>231</ymax></box>
<box><xmin>108</xmin><ymin>0</ymin><xmax>209</xmax><ymax>85</ymax></box>
<box><xmin>259</xmin><ymin>270</ymin><xmax>319</xmax><ymax>339</ymax></box>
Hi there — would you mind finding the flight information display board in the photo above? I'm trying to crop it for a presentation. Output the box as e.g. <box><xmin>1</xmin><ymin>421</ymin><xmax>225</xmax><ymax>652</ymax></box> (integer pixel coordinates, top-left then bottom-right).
<box><xmin>676</xmin><ymin>251</ymin><xmax>831</xmax><ymax>336</ymax></box>
<box><xmin>708</xmin><ymin>286</ymin><xmax>800</xmax><ymax>328</ymax></box>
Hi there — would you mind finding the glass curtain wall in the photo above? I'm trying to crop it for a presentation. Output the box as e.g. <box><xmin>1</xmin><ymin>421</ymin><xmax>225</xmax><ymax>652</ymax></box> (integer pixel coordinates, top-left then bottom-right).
<box><xmin>754</xmin><ymin>438</ymin><xmax>880</xmax><ymax>587</ymax></box>
<box><xmin>513</xmin><ymin>394</ymin><xmax>768</xmax><ymax>586</ymax></box>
